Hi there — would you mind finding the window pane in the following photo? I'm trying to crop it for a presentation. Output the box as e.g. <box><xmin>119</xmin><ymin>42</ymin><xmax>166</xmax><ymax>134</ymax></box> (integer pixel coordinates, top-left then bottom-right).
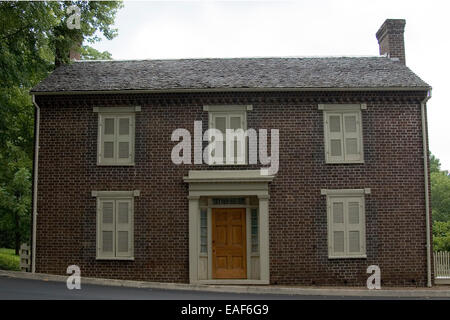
<box><xmin>117</xmin><ymin>231</ymin><xmax>128</xmax><ymax>252</ymax></box>
<box><xmin>330</xmin><ymin>140</ymin><xmax>342</xmax><ymax>156</ymax></box>
<box><xmin>119</xmin><ymin>118</ymin><xmax>130</xmax><ymax>135</ymax></box>
<box><xmin>333</xmin><ymin>231</ymin><xmax>345</xmax><ymax>253</ymax></box>
<box><xmin>332</xmin><ymin>202</ymin><xmax>344</xmax><ymax>224</ymax></box>
<box><xmin>104</xmin><ymin>142</ymin><xmax>114</xmax><ymax>158</ymax></box>
<box><xmin>214</xmin><ymin>117</ymin><xmax>226</xmax><ymax>160</ymax></box>
<box><xmin>346</xmin><ymin>138</ymin><xmax>358</xmax><ymax>155</ymax></box>
<box><xmin>212</xmin><ymin>198</ymin><xmax>246</xmax><ymax>205</ymax></box>
<box><xmin>349</xmin><ymin>231</ymin><xmax>360</xmax><ymax>253</ymax></box>
<box><xmin>344</xmin><ymin>116</ymin><xmax>357</xmax><ymax>132</ymax></box>
<box><xmin>329</xmin><ymin>116</ymin><xmax>341</xmax><ymax>132</ymax></box>
<box><xmin>200</xmin><ymin>209</ymin><xmax>207</xmax><ymax>253</ymax></box>
<box><xmin>348</xmin><ymin>202</ymin><xmax>360</xmax><ymax>224</ymax></box>
<box><xmin>104</xmin><ymin>118</ymin><xmax>115</xmax><ymax>135</ymax></box>
<box><xmin>249</xmin><ymin>196</ymin><xmax>258</xmax><ymax>206</ymax></box>
<box><xmin>102</xmin><ymin>231</ymin><xmax>113</xmax><ymax>252</ymax></box>
<box><xmin>118</xmin><ymin>142</ymin><xmax>129</xmax><ymax>158</ymax></box>
<box><xmin>215</xmin><ymin>117</ymin><xmax>226</xmax><ymax>135</ymax></box>
<box><xmin>102</xmin><ymin>202</ymin><xmax>114</xmax><ymax>224</ymax></box>
<box><xmin>118</xmin><ymin>202</ymin><xmax>129</xmax><ymax>224</ymax></box>
<box><xmin>230</xmin><ymin>116</ymin><xmax>241</xmax><ymax>129</ymax></box>
<box><xmin>251</xmin><ymin>208</ymin><xmax>258</xmax><ymax>253</ymax></box>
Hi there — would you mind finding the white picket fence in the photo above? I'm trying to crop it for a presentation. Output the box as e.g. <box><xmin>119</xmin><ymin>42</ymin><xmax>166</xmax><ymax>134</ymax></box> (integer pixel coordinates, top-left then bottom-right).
<box><xmin>434</xmin><ymin>251</ymin><xmax>450</xmax><ymax>280</ymax></box>
<box><xmin>19</xmin><ymin>243</ymin><xmax>30</xmax><ymax>272</ymax></box>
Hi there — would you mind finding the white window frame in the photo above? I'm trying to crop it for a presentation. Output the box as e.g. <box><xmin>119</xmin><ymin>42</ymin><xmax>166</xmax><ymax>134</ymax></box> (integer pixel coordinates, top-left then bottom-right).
<box><xmin>92</xmin><ymin>190</ymin><xmax>140</xmax><ymax>260</ymax></box>
<box><xmin>204</xmin><ymin>105</ymin><xmax>251</xmax><ymax>165</ymax></box>
<box><xmin>321</xmin><ymin>188</ymin><xmax>370</xmax><ymax>259</ymax></box>
<box><xmin>319</xmin><ymin>104</ymin><xmax>366</xmax><ymax>164</ymax></box>
<box><xmin>94</xmin><ymin>106</ymin><xmax>141</xmax><ymax>166</ymax></box>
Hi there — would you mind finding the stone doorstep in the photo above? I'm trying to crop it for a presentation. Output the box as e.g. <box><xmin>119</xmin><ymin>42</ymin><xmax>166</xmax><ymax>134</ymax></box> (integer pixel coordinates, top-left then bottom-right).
<box><xmin>1</xmin><ymin>270</ymin><xmax>449</xmax><ymax>298</ymax></box>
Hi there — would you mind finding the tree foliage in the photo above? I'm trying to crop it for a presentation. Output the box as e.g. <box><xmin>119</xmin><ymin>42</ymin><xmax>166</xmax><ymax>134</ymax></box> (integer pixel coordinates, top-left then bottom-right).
<box><xmin>0</xmin><ymin>1</ymin><xmax>122</xmax><ymax>252</ymax></box>
<box><xmin>430</xmin><ymin>153</ymin><xmax>450</xmax><ymax>223</ymax></box>
<box><xmin>433</xmin><ymin>221</ymin><xmax>450</xmax><ymax>252</ymax></box>
<box><xmin>430</xmin><ymin>152</ymin><xmax>441</xmax><ymax>174</ymax></box>
<box><xmin>430</xmin><ymin>153</ymin><xmax>450</xmax><ymax>251</ymax></box>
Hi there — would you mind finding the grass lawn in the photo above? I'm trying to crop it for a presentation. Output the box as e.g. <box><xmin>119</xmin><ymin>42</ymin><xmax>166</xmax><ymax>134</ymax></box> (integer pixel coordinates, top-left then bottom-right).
<box><xmin>0</xmin><ymin>248</ymin><xmax>20</xmax><ymax>271</ymax></box>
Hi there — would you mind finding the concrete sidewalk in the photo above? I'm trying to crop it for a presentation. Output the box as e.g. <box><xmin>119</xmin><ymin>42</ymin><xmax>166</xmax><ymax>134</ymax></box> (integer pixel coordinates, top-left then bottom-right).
<box><xmin>1</xmin><ymin>270</ymin><xmax>449</xmax><ymax>298</ymax></box>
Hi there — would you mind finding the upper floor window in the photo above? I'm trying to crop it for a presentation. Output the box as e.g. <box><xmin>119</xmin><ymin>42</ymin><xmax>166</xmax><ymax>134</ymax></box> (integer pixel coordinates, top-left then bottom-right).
<box><xmin>319</xmin><ymin>104</ymin><xmax>365</xmax><ymax>164</ymax></box>
<box><xmin>94</xmin><ymin>106</ymin><xmax>140</xmax><ymax>166</ymax></box>
<box><xmin>204</xmin><ymin>105</ymin><xmax>252</xmax><ymax>165</ymax></box>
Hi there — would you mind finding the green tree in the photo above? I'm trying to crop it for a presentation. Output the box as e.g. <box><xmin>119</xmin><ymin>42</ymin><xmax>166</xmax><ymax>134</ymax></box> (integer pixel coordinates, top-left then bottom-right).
<box><xmin>430</xmin><ymin>152</ymin><xmax>441</xmax><ymax>174</ymax></box>
<box><xmin>430</xmin><ymin>153</ymin><xmax>450</xmax><ymax>223</ymax></box>
<box><xmin>430</xmin><ymin>153</ymin><xmax>450</xmax><ymax>251</ymax></box>
<box><xmin>0</xmin><ymin>1</ymin><xmax>123</xmax><ymax>253</ymax></box>
<box><xmin>0</xmin><ymin>143</ymin><xmax>32</xmax><ymax>254</ymax></box>
<box><xmin>433</xmin><ymin>221</ymin><xmax>450</xmax><ymax>252</ymax></box>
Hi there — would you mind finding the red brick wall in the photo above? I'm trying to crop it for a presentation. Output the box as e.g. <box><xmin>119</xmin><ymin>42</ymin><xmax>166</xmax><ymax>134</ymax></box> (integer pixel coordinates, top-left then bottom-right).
<box><xmin>34</xmin><ymin>90</ymin><xmax>431</xmax><ymax>286</ymax></box>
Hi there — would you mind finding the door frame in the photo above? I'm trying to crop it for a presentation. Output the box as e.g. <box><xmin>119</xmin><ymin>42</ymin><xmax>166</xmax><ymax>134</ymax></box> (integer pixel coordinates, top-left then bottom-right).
<box><xmin>184</xmin><ymin>170</ymin><xmax>273</xmax><ymax>285</ymax></box>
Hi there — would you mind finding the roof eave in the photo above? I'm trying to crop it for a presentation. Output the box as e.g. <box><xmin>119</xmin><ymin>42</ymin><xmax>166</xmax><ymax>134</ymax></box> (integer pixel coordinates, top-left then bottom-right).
<box><xmin>30</xmin><ymin>86</ymin><xmax>432</xmax><ymax>96</ymax></box>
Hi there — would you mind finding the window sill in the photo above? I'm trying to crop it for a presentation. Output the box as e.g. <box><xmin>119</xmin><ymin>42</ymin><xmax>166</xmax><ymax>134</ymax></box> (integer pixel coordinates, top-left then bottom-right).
<box><xmin>97</xmin><ymin>163</ymin><xmax>135</xmax><ymax>166</ymax></box>
<box><xmin>208</xmin><ymin>162</ymin><xmax>248</xmax><ymax>166</ymax></box>
<box><xmin>325</xmin><ymin>160</ymin><xmax>364</xmax><ymax>164</ymax></box>
<box><xmin>328</xmin><ymin>255</ymin><xmax>367</xmax><ymax>259</ymax></box>
<box><xmin>96</xmin><ymin>257</ymin><xmax>135</xmax><ymax>261</ymax></box>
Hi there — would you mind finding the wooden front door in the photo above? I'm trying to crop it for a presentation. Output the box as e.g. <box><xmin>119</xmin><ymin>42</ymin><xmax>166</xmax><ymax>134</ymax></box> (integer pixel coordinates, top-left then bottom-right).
<box><xmin>212</xmin><ymin>208</ymin><xmax>247</xmax><ymax>279</ymax></box>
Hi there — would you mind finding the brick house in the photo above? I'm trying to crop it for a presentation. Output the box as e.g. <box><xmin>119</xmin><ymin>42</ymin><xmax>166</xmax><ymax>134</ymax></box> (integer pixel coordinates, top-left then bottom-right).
<box><xmin>30</xmin><ymin>19</ymin><xmax>433</xmax><ymax>286</ymax></box>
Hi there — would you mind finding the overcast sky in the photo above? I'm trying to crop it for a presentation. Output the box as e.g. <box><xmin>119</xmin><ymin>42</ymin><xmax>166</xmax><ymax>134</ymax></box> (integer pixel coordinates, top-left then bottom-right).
<box><xmin>92</xmin><ymin>0</ymin><xmax>450</xmax><ymax>171</ymax></box>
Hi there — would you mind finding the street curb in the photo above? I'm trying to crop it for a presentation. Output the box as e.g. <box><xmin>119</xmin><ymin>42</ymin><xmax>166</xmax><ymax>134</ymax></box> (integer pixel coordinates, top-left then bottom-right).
<box><xmin>1</xmin><ymin>270</ymin><xmax>449</xmax><ymax>298</ymax></box>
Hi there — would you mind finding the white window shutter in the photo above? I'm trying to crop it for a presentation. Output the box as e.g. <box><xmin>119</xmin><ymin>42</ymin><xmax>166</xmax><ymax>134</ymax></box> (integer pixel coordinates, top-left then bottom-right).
<box><xmin>346</xmin><ymin>198</ymin><xmax>365</xmax><ymax>255</ymax></box>
<box><xmin>330</xmin><ymin>199</ymin><xmax>346</xmax><ymax>255</ymax></box>
<box><xmin>326</xmin><ymin>114</ymin><xmax>344</xmax><ymax>163</ymax></box>
<box><xmin>116</xmin><ymin>115</ymin><xmax>134</xmax><ymax>164</ymax></box>
<box><xmin>97</xmin><ymin>113</ymin><xmax>135</xmax><ymax>165</ymax></box>
<box><xmin>207</xmin><ymin>109</ymin><xmax>248</xmax><ymax>165</ymax></box>
<box><xmin>343</xmin><ymin>113</ymin><xmax>362</xmax><ymax>162</ymax></box>
<box><xmin>99</xmin><ymin>200</ymin><xmax>115</xmax><ymax>258</ymax></box>
<box><xmin>212</xmin><ymin>115</ymin><xmax>226</xmax><ymax>163</ymax></box>
<box><xmin>229</xmin><ymin>114</ymin><xmax>245</xmax><ymax>164</ymax></box>
<box><xmin>323</xmin><ymin>108</ymin><xmax>364</xmax><ymax>164</ymax></box>
<box><xmin>101</xmin><ymin>116</ymin><xmax>116</xmax><ymax>163</ymax></box>
<box><xmin>115</xmin><ymin>199</ymin><xmax>133</xmax><ymax>257</ymax></box>
<box><xmin>327</xmin><ymin>194</ymin><xmax>366</xmax><ymax>258</ymax></box>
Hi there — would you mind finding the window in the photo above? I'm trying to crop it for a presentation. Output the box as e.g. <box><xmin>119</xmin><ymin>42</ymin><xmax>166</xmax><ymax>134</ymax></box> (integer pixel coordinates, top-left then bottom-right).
<box><xmin>204</xmin><ymin>105</ymin><xmax>251</xmax><ymax>165</ymax></box>
<box><xmin>212</xmin><ymin>197</ymin><xmax>246</xmax><ymax>205</ymax></box>
<box><xmin>319</xmin><ymin>104</ymin><xmax>365</xmax><ymax>164</ymax></box>
<box><xmin>94</xmin><ymin>106</ymin><xmax>140</xmax><ymax>165</ymax></box>
<box><xmin>92</xmin><ymin>190</ymin><xmax>139</xmax><ymax>260</ymax></box>
<box><xmin>322</xmin><ymin>189</ymin><xmax>369</xmax><ymax>258</ymax></box>
<box><xmin>200</xmin><ymin>208</ymin><xmax>207</xmax><ymax>254</ymax></box>
<box><xmin>251</xmin><ymin>208</ymin><xmax>259</xmax><ymax>253</ymax></box>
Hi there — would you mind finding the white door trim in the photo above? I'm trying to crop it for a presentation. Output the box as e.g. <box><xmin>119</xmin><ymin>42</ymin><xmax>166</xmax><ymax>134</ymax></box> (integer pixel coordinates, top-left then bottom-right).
<box><xmin>184</xmin><ymin>170</ymin><xmax>274</xmax><ymax>285</ymax></box>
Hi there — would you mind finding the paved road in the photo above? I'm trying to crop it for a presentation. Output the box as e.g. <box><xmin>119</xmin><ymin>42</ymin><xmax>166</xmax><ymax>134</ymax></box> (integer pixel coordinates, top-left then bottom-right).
<box><xmin>0</xmin><ymin>276</ymin><xmax>301</xmax><ymax>300</ymax></box>
<box><xmin>0</xmin><ymin>276</ymin><xmax>446</xmax><ymax>300</ymax></box>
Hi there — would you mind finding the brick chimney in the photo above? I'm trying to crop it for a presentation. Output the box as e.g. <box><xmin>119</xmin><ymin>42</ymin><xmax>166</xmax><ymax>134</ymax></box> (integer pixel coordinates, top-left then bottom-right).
<box><xmin>69</xmin><ymin>47</ymin><xmax>81</xmax><ymax>61</ymax></box>
<box><xmin>69</xmin><ymin>41</ymin><xmax>82</xmax><ymax>61</ymax></box>
<box><xmin>376</xmin><ymin>19</ymin><xmax>406</xmax><ymax>64</ymax></box>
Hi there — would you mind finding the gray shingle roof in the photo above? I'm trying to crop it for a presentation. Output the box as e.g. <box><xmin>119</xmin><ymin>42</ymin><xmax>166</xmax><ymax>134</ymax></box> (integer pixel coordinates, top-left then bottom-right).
<box><xmin>31</xmin><ymin>57</ymin><xmax>430</xmax><ymax>93</ymax></box>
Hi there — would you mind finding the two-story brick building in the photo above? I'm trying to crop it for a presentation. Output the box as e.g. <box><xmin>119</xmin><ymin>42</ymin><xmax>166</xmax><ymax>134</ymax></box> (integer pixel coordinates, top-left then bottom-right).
<box><xmin>29</xmin><ymin>19</ymin><xmax>433</xmax><ymax>286</ymax></box>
